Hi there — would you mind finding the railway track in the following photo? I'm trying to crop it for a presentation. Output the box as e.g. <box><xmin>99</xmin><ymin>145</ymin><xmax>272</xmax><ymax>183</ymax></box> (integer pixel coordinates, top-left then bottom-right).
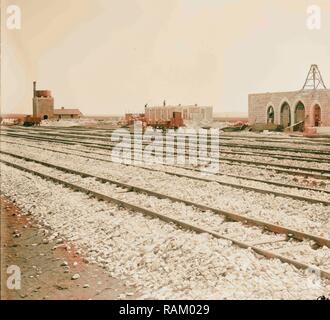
<box><xmin>2</xmin><ymin>137</ymin><xmax>330</xmax><ymax>194</ymax></box>
<box><xmin>7</xmin><ymin>126</ymin><xmax>330</xmax><ymax>147</ymax></box>
<box><xmin>2</xmin><ymin>131</ymin><xmax>330</xmax><ymax>180</ymax></box>
<box><xmin>1</xmin><ymin>156</ymin><xmax>329</xmax><ymax>280</ymax></box>
<box><xmin>2</xmin><ymin>152</ymin><xmax>330</xmax><ymax>236</ymax></box>
<box><xmin>9</xmin><ymin>125</ymin><xmax>330</xmax><ymax>149</ymax></box>
<box><xmin>1</xmin><ymin>143</ymin><xmax>330</xmax><ymax>206</ymax></box>
<box><xmin>5</xmin><ymin>130</ymin><xmax>330</xmax><ymax>163</ymax></box>
<box><xmin>3</xmin><ymin>126</ymin><xmax>330</xmax><ymax>155</ymax></box>
<box><xmin>58</xmin><ymin>147</ymin><xmax>330</xmax><ymax>193</ymax></box>
<box><xmin>4</xmin><ymin>127</ymin><xmax>330</xmax><ymax>163</ymax></box>
<box><xmin>8</xmin><ymin>129</ymin><xmax>330</xmax><ymax>164</ymax></box>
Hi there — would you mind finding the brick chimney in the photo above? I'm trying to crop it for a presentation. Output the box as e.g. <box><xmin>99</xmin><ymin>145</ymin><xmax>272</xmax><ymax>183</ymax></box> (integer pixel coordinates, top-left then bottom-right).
<box><xmin>33</xmin><ymin>81</ymin><xmax>37</xmax><ymax>98</ymax></box>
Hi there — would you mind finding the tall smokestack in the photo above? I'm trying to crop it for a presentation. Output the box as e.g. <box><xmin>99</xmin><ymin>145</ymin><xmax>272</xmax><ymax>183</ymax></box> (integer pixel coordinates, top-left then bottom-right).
<box><xmin>33</xmin><ymin>81</ymin><xmax>36</xmax><ymax>97</ymax></box>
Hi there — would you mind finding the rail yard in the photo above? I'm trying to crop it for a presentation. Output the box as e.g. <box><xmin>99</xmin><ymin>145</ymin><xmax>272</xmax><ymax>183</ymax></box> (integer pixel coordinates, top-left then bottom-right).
<box><xmin>3</xmin><ymin>0</ymin><xmax>330</xmax><ymax>308</ymax></box>
<box><xmin>0</xmin><ymin>125</ymin><xmax>329</xmax><ymax>300</ymax></box>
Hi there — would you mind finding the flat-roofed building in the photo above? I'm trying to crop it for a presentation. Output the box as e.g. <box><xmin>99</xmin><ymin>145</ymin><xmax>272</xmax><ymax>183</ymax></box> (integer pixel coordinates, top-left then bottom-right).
<box><xmin>145</xmin><ymin>104</ymin><xmax>213</xmax><ymax>125</ymax></box>
<box><xmin>32</xmin><ymin>81</ymin><xmax>83</xmax><ymax>120</ymax></box>
<box><xmin>53</xmin><ymin>107</ymin><xmax>82</xmax><ymax>120</ymax></box>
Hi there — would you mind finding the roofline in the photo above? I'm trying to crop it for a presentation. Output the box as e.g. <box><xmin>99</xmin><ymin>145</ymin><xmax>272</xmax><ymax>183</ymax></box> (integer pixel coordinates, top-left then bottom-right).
<box><xmin>248</xmin><ymin>89</ymin><xmax>330</xmax><ymax>96</ymax></box>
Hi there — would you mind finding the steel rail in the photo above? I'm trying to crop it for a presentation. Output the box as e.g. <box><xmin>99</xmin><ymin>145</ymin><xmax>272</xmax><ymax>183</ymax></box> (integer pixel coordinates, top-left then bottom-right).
<box><xmin>3</xmin><ymin>127</ymin><xmax>330</xmax><ymax>155</ymax></box>
<box><xmin>2</xmin><ymin>138</ymin><xmax>330</xmax><ymax>197</ymax></box>
<box><xmin>2</xmin><ymin>132</ymin><xmax>330</xmax><ymax>179</ymax></box>
<box><xmin>1</xmin><ymin>148</ymin><xmax>329</xmax><ymax>206</ymax></box>
<box><xmin>1</xmin><ymin>158</ymin><xmax>329</xmax><ymax>280</ymax></box>
<box><xmin>7</xmin><ymin>129</ymin><xmax>329</xmax><ymax>163</ymax></box>
<box><xmin>1</xmin><ymin>150</ymin><xmax>329</xmax><ymax>246</ymax></box>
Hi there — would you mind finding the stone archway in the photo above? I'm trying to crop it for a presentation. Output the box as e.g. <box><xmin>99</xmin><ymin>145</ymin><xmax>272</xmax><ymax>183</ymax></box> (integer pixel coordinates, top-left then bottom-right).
<box><xmin>280</xmin><ymin>102</ymin><xmax>291</xmax><ymax>128</ymax></box>
<box><xmin>294</xmin><ymin>102</ymin><xmax>305</xmax><ymax>131</ymax></box>
<box><xmin>313</xmin><ymin>105</ymin><xmax>321</xmax><ymax>127</ymax></box>
<box><xmin>267</xmin><ymin>106</ymin><xmax>275</xmax><ymax>124</ymax></box>
<box><xmin>43</xmin><ymin>115</ymin><xmax>48</xmax><ymax>120</ymax></box>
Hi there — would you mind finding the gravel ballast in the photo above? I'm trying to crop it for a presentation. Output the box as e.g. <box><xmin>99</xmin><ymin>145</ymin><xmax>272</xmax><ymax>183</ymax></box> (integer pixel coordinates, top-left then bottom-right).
<box><xmin>1</xmin><ymin>164</ymin><xmax>329</xmax><ymax>299</ymax></box>
<box><xmin>1</xmin><ymin>143</ymin><xmax>329</xmax><ymax>238</ymax></box>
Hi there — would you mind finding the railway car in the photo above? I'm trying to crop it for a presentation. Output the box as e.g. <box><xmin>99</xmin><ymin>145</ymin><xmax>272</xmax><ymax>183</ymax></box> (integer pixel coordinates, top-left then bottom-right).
<box><xmin>23</xmin><ymin>115</ymin><xmax>41</xmax><ymax>127</ymax></box>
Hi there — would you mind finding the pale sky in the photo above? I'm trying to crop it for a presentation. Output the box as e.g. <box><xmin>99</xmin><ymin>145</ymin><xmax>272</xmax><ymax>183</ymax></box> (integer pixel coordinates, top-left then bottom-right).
<box><xmin>1</xmin><ymin>0</ymin><xmax>330</xmax><ymax>115</ymax></box>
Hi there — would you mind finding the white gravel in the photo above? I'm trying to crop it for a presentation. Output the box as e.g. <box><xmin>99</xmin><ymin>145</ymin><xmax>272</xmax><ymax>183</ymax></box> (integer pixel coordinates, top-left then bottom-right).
<box><xmin>3</xmin><ymin>129</ymin><xmax>330</xmax><ymax>170</ymax></box>
<box><xmin>1</xmin><ymin>142</ymin><xmax>329</xmax><ymax>238</ymax></box>
<box><xmin>1</xmin><ymin>151</ymin><xmax>330</xmax><ymax>272</ymax></box>
<box><xmin>1</xmin><ymin>164</ymin><xmax>329</xmax><ymax>299</ymax></box>
<box><xmin>0</xmin><ymin>153</ymin><xmax>299</xmax><ymax>244</ymax></box>
<box><xmin>3</xmin><ymin>139</ymin><xmax>329</xmax><ymax>198</ymax></box>
<box><xmin>221</xmin><ymin>145</ymin><xmax>330</xmax><ymax>161</ymax></box>
<box><xmin>4</xmin><ymin>133</ymin><xmax>329</xmax><ymax>191</ymax></box>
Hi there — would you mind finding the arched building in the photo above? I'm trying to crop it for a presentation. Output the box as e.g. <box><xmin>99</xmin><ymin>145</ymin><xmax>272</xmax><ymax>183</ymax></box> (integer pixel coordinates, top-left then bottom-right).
<box><xmin>248</xmin><ymin>65</ymin><xmax>330</xmax><ymax>132</ymax></box>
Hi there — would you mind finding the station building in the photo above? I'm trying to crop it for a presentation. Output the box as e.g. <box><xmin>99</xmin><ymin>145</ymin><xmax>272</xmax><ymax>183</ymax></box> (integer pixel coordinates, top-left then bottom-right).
<box><xmin>248</xmin><ymin>65</ymin><xmax>330</xmax><ymax>132</ymax></box>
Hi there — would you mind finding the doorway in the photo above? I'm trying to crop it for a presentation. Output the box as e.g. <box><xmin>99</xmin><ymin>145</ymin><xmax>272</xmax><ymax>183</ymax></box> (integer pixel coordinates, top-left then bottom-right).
<box><xmin>280</xmin><ymin>103</ymin><xmax>291</xmax><ymax>128</ymax></box>
<box><xmin>314</xmin><ymin>105</ymin><xmax>321</xmax><ymax>127</ymax></box>
<box><xmin>267</xmin><ymin>106</ymin><xmax>275</xmax><ymax>124</ymax></box>
<box><xmin>294</xmin><ymin>102</ymin><xmax>305</xmax><ymax>131</ymax></box>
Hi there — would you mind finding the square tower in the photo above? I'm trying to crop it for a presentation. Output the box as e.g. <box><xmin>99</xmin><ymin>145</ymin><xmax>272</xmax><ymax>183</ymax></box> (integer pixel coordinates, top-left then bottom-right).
<box><xmin>32</xmin><ymin>81</ymin><xmax>54</xmax><ymax>119</ymax></box>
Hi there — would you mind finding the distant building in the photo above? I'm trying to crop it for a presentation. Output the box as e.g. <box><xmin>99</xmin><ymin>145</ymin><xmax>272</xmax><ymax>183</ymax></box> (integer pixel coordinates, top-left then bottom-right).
<box><xmin>54</xmin><ymin>107</ymin><xmax>82</xmax><ymax>120</ymax></box>
<box><xmin>0</xmin><ymin>114</ymin><xmax>27</xmax><ymax>125</ymax></box>
<box><xmin>32</xmin><ymin>81</ymin><xmax>82</xmax><ymax>120</ymax></box>
<box><xmin>124</xmin><ymin>113</ymin><xmax>146</xmax><ymax>125</ymax></box>
<box><xmin>32</xmin><ymin>82</ymin><xmax>54</xmax><ymax>120</ymax></box>
<box><xmin>145</xmin><ymin>104</ymin><xmax>213</xmax><ymax>125</ymax></box>
<box><xmin>170</xmin><ymin>111</ymin><xmax>184</xmax><ymax>127</ymax></box>
<box><xmin>248</xmin><ymin>65</ymin><xmax>330</xmax><ymax>132</ymax></box>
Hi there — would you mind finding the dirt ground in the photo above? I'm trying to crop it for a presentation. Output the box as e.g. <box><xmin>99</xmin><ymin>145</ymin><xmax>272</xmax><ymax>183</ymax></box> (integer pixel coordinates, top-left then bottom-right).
<box><xmin>0</xmin><ymin>196</ymin><xmax>139</xmax><ymax>300</ymax></box>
